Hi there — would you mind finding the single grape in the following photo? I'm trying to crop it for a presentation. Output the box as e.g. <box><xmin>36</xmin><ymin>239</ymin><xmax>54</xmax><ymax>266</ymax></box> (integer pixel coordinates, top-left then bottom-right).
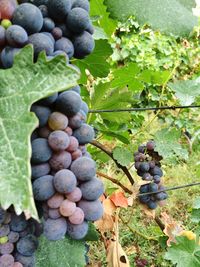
<box><xmin>67</xmin><ymin>136</ymin><xmax>79</xmax><ymax>152</ymax></box>
<box><xmin>43</xmin><ymin>218</ymin><xmax>67</xmax><ymax>241</ymax></box>
<box><xmin>153</xmin><ymin>175</ymin><xmax>161</xmax><ymax>184</ymax></box>
<box><xmin>28</xmin><ymin>32</ymin><xmax>54</xmax><ymax>57</ymax></box>
<box><xmin>33</xmin><ymin>175</ymin><xmax>55</xmax><ymax>201</ymax></box>
<box><xmin>48</xmin><ymin>208</ymin><xmax>61</xmax><ymax>219</ymax></box>
<box><xmin>73</xmin><ymin>123</ymin><xmax>95</xmax><ymax>145</ymax></box>
<box><xmin>147</xmin><ymin>201</ymin><xmax>157</xmax><ymax>210</ymax></box>
<box><xmin>78</xmin><ymin>200</ymin><xmax>103</xmax><ymax>221</ymax></box>
<box><xmin>48</xmin><ymin>112</ymin><xmax>68</xmax><ymax>131</ymax></box>
<box><xmin>69</xmin><ymin>112</ymin><xmax>86</xmax><ymax>129</ymax></box>
<box><xmin>42</xmin><ymin>17</ymin><xmax>55</xmax><ymax>32</ymax></box>
<box><xmin>13</xmin><ymin>262</ymin><xmax>23</xmax><ymax>267</ymax></box>
<box><xmin>80</xmin><ymin>177</ymin><xmax>104</xmax><ymax>201</ymax></box>
<box><xmin>51</xmin><ymin>27</ymin><xmax>62</xmax><ymax>40</ymax></box>
<box><xmin>0</xmin><ymin>225</ymin><xmax>10</xmax><ymax>237</ymax></box>
<box><xmin>149</xmin><ymin>183</ymin><xmax>158</xmax><ymax>193</ymax></box>
<box><xmin>47</xmin><ymin>0</ymin><xmax>72</xmax><ymax>22</ymax></box>
<box><xmin>139</xmin><ymin>162</ymin><xmax>150</xmax><ymax>173</ymax></box>
<box><xmin>56</xmin><ymin>91</ymin><xmax>82</xmax><ymax>117</ymax></box>
<box><xmin>54</xmin><ymin>37</ymin><xmax>74</xmax><ymax>59</ymax></box>
<box><xmin>150</xmin><ymin>166</ymin><xmax>163</xmax><ymax>177</ymax></box>
<box><xmin>73</xmin><ymin>31</ymin><xmax>95</xmax><ymax>59</ymax></box>
<box><xmin>12</xmin><ymin>3</ymin><xmax>43</xmax><ymax>34</ymax></box>
<box><xmin>0</xmin><ymin>0</ymin><xmax>17</xmax><ymax>20</ymax></box>
<box><xmin>6</xmin><ymin>25</ymin><xmax>28</xmax><ymax>47</ymax></box>
<box><xmin>68</xmin><ymin>207</ymin><xmax>84</xmax><ymax>225</ymax></box>
<box><xmin>139</xmin><ymin>184</ymin><xmax>149</xmax><ymax>193</ymax></box>
<box><xmin>138</xmin><ymin>145</ymin><xmax>146</xmax><ymax>153</ymax></box>
<box><xmin>66</xmin><ymin>8</ymin><xmax>90</xmax><ymax>33</ymax></box>
<box><xmin>146</xmin><ymin>140</ymin><xmax>155</xmax><ymax>151</ymax></box>
<box><xmin>64</xmin><ymin>126</ymin><xmax>73</xmax><ymax>136</ymax></box>
<box><xmin>47</xmin><ymin>193</ymin><xmax>64</xmax><ymax>209</ymax></box>
<box><xmin>48</xmin><ymin>130</ymin><xmax>70</xmax><ymax>151</ymax></box>
<box><xmin>0</xmin><ymin>46</ymin><xmax>20</xmax><ymax>69</ymax></box>
<box><xmin>0</xmin><ymin>254</ymin><xmax>14</xmax><ymax>267</ymax></box>
<box><xmin>0</xmin><ymin>242</ymin><xmax>14</xmax><ymax>254</ymax></box>
<box><xmin>155</xmin><ymin>192</ymin><xmax>168</xmax><ymax>201</ymax></box>
<box><xmin>38</xmin><ymin>126</ymin><xmax>51</xmax><ymax>138</ymax></box>
<box><xmin>8</xmin><ymin>231</ymin><xmax>19</xmax><ymax>243</ymax></box>
<box><xmin>59</xmin><ymin>199</ymin><xmax>76</xmax><ymax>217</ymax></box>
<box><xmin>72</xmin><ymin>149</ymin><xmax>82</xmax><ymax>160</ymax></box>
<box><xmin>67</xmin><ymin>221</ymin><xmax>88</xmax><ymax>240</ymax></box>
<box><xmin>72</xmin><ymin>0</ymin><xmax>90</xmax><ymax>11</ymax></box>
<box><xmin>38</xmin><ymin>4</ymin><xmax>48</xmax><ymax>17</ymax></box>
<box><xmin>31</xmin><ymin>163</ymin><xmax>50</xmax><ymax>179</ymax></box>
<box><xmin>139</xmin><ymin>195</ymin><xmax>151</xmax><ymax>204</ymax></box>
<box><xmin>31</xmin><ymin>105</ymin><xmax>51</xmax><ymax>127</ymax></box>
<box><xmin>53</xmin><ymin>169</ymin><xmax>77</xmax><ymax>194</ymax></box>
<box><xmin>142</xmin><ymin>173</ymin><xmax>152</xmax><ymax>181</ymax></box>
<box><xmin>49</xmin><ymin>151</ymin><xmax>72</xmax><ymax>171</ymax></box>
<box><xmin>66</xmin><ymin>187</ymin><xmax>82</xmax><ymax>202</ymax></box>
<box><xmin>38</xmin><ymin>92</ymin><xmax>58</xmax><ymax>106</ymax></box>
<box><xmin>70</xmin><ymin>157</ymin><xmax>96</xmax><ymax>181</ymax></box>
<box><xmin>31</xmin><ymin>138</ymin><xmax>52</xmax><ymax>164</ymax></box>
<box><xmin>10</xmin><ymin>214</ymin><xmax>28</xmax><ymax>232</ymax></box>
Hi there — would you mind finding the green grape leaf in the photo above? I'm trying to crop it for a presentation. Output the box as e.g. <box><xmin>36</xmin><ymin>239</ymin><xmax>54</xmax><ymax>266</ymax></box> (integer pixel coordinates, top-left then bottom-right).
<box><xmin>110</xmin><ymin>63</ymin><xmax>144</xmax><ymax>92</ymax></box>
<box><xmin>93</xmin><ymin>26</ymin><xmax>108</xmax><ymax>40</ymax></box>
<box><xmin>75</xmin><ymin>40</ymin><xmax>112</xmax><ymax>83</ymax></box>
<box><xmin>82</xmin><ymin>223</ymin><xmax>100</xmax><ymax>241</ymax></box>
<box><xmin>0</xmin><ymin>46</ymin><xmax>80</xmax><ymax>219</ymax></box>
<box><xmin>168</xmin><ymin>77</ymin><xmax>200</xmax><ymax>105</ymax></box>
<box><xmin>113</xmin><ymin>147</ymin><xmax>133</xmax><ymax>166</ymax></box>
<box><xmin>90</xmin><ymin>0</ymin><xmax>117</xmax><ymax>38</ymax></box>
<box><xmin>36</xmin><ymin>236</ymin><xmax>86</xmax><ymax>267</ymax></box>
<box><xmin>191</xmin><ymin>198</ymin><xmax>200</xmax><ymax>223</ymax></box>
<box><xmin>193</xmin><ymin>198</ymin><xmax>200</xmax><ymax>209</ymax></box>
<box><xmin>104</xmin><ymin>0</ymin><xmax>198</xmax><ymax>37</ymax></box>
<box><xmin>154</xmin><ymin>128</ymin><xmax>189</xmax><ymax>160</ymax></box>
<box><xmin>165</xmin><ymin>236</ymin><xmax>200</xmax><ymax>267</ymax></box>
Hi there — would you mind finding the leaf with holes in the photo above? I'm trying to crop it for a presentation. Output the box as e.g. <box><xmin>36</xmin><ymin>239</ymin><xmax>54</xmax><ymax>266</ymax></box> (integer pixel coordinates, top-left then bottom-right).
<box><xmin>0</xmin><ymin>46</ymin><xmax>80</xmax><ymax>219</ymax></box>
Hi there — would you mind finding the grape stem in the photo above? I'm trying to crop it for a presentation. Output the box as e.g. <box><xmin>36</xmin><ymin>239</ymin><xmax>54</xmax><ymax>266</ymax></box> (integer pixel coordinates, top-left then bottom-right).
<box><xmin>97</xmin><ymin>171</ymin><xmax>132</xmax><ymax>194</ymax></box>
<box><xmin>90</xmin><ymin>140</ymin><xmax>135</xmax><ymax>185</ymax></box>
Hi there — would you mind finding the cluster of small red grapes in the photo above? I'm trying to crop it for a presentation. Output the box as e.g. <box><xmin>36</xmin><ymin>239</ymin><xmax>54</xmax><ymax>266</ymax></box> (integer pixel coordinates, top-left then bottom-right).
<box><xmin>134</xmin><ymin>141</ymin><xmax>168</xmax><ymax>209</ymax></box>
<box><xmin>0</xmin><ymin>207</ymin><xmax>43</xmax><ymax>267</ymax></box>
<box><xmin>0</xmin><ymin>0</ymin><xmax>94</xmax><ymax>69</ymax></box>
<box><xmin>31</xmin><ymin>85</ymin><xmax>104</xmax><ymax>242</ymax></box>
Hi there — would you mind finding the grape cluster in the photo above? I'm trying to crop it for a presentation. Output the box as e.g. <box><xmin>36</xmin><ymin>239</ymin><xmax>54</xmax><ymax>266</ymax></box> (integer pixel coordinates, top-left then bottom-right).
<box><xmin>134</xmin><ymin>141</ymin><xmax>168</xmax><ymax>209</ymax></box>
<box><xmin>31</xmin><ymin>86</ymin><xmax>104</xmax><ymax>242</ymax></box>
<box><xmin>0</xmin><ymin>207</ymin><xmax>42</xmax><ymax>267</ymax></box>
<box><xmin>0</xmin><ymin>0</ymin><xmax>94</xmax><ymax>69</ymax></box>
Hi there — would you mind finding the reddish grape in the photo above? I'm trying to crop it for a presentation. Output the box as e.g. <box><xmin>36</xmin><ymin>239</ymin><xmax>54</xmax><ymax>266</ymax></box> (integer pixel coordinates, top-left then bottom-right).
<box><xmin>47</xmin><ymin>193</ymin><xmax>64</xmax><ymax>209</ymax></box>
<box><xmin>59</xmin><ymin>200</ymin><xmax>76</xmax><ymax>217</ymax></box>
<box><xmin>67</xmin><ymin>136</ymin><xmax>79</xmax><ymax>152</ymax></box>
<box><xmin>68</xmin><ymin>207</ymin><xmax>84</xmax><ymax>224</ymax></box>
<box><xmin>66</xmin><ymin>187</ymin><xmax>82</xmax><ymax>202</ymax></box>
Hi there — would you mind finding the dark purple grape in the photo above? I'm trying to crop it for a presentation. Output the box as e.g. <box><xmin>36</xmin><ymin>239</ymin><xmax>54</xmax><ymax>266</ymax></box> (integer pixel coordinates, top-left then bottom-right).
<box><xmin>67</xmin><ymin>221</ymin><xmax>88</xmax><ymax>240</ymax></box>
<box><xmin>150</xmin><ymin>166</ymin><xmax>163</xmax><ymax>177</ymax></box>
<box><xmin>0</xmin><ymin>254</ymin><xmax>14</xmax><ymax>267</ymax></box>
<box><xmin>70</xmin><ymin>157</ymin><xmax>96</xmax><ymax>182</ymax></box>
<box><xmin>48</xmin><ymin>130</ymin><xmax>70</xmax><ymax>151</ymax></box>
<box><xmin>53</xmin><ymin>169</ymin><xmax>77</xmax><ymax>194</ymax></box>
<box><xmin>80</xmin><ymin>177</ymin><xmax>104</xmax><ymax>201</ymax></box>
<box><xmin>0</xmin><ymin>242</ymin><xmax>14</xmax><ymax>254</ymax></box>
<box><xmin>51</xmin><ymin>27</ymin><xmax>62</xmax><ymax>40</ymax></box>
<box><xmin>78</xmin><ymin>200</ymin><xmax>103</xmax><ymax>221</ymax></box>
<box><xmin>142</xmin><ymin>173</ymin><xmax>153</xmax><ymax>181</ymax></box>
<box><xmin>16</xmin><ymin>234</ymin><xmax>38</xmax><ymax>256</ymax></box>
<box><xmin>0</xmin><ymin>225</ymin><xmax>10</xmax><ymax>237</ymax></box>
<box><xmin>49</xmin><ymin>151</ymin><xmax>72</xmax><ymax>171</ymax></box>
<box><xmin>146</xmin><ymin>141</ymin><xmax>155</xmax><ymax>151</ymax></box>
<box><xmin>10</xmin><ymin>214</ymin><xmax>28</xmax><ymax>233</ymax></box>
<box><xmin>139</xmin><ymin>195</ymin><xmax>150</xmax><ymax>204</ymax></box>
<box><xmin>147</xmin><ymin>201</ymin><xmax>157</xmax><ymax>209</ymax></box>
<box><xmin>33</xmin><ymin>175</ymin><xmax>55</xmax><ymax>201</ymax></box>
<box><xmin>8</xmin><ymin>231</ymin><xmax>19</xmax><ymax>243</ymax></box>
<box><xmin>48</xmin><ymin>208</ymin><xmax>61</xmax><ymax>219</ymax></box>
<box><xmin>31</xmin><ymin>163</ymin><xmax>50</xmax><ymax>179</ymax></box>
<box><xmin>149</xmin><ymin>183</ymin><xmax>158</xmax><ymax>193</ymax></box>
<box><xmin>139</xmin><ymin>162</ymin><xmax>150</xmax><ymax>172</ymax></box>
<box><xmin>153</xmin><ymin>175</ymin><xmax>161</xmax><ymax>184</ymax></box>
<box><xmin>0</xmin><ymin>208</ymin><xmax>6</xmax><ymax>224</ymax></box>
<box><xmin>43</xmin><ymin>218</ymin><xmax>67</xmax><ymax>241</ymax></box>
<box><xmin>138</xmin><ymin>145</ymin><xmax>146</xmax><ymax>153</ymax></box>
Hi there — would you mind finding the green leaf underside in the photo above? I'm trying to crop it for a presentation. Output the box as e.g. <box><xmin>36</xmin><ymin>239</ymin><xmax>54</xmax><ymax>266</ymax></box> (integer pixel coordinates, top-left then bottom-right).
<box><xmin>104</xmin><ymin>0</ymin><xmax>198</xmax><ymax>37</ymax></box>
<box><xmin>75</xmin><ymin>39</ymin><xmax>112</xmax><ymax>83</ymax></box>
<box><xmin>36</xmin><ymin>236</ymin><xmax>85</xmax><ymax>267</ymax></box>
<box><xmin>165</xmin><ymin>236</ymin><xmax>200</xmax><ymax>267</ymax></box>
<box><xmin>168</xmin><ymin>77</ymin><xmax>200</xmax><ymax>105</ymax></box>
<box><xmin>113</xmin><ymin>147</ymin><xmax>133</xmax><ymax>166</ymax></box>
<box><xmin>154</xmin><ymin>128</ymin><xmax>189</xmax><ymax>160</ymax></box>
<box><xmin>0</xmin><ymin>46</ymin><xmax>80</xmax><ymax>219</ymax></box>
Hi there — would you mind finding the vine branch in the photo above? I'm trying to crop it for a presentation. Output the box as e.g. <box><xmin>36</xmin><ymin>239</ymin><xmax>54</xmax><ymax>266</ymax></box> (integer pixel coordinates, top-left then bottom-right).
<box><xmin>90</xmin><ymin>140</ymin><xmax>135</xmax><ymax>185</ymax></box>
<box><xmin>97</xmin><ymin>171</ymin><xmax>132</xmax><ymax>194</ymax></box>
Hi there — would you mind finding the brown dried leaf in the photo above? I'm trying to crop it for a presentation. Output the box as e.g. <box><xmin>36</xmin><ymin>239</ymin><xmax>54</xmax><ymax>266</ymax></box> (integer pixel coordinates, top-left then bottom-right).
<box><xmin>104</xmin><ymin>198</ymin><xmax>117</xmax><ymax>215</ymax></box>
<box><xmin>106</xmin><ymin>239</ymin><xmax>130</xmax><ymax>267</ymax></box>
<box><xmin>110</xmin><ymin>192</ymin><xmax>128</xmax><ymax>208</ymax></box>
<box><xmin>161</xmin><ymin>212</ymin><xmax>183</xmax><ymax>246</ymax></box>
<box><xmin>95</xmin><ymin>213</ymin><xmax>115</xmax><ymax>232</ymax></box>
